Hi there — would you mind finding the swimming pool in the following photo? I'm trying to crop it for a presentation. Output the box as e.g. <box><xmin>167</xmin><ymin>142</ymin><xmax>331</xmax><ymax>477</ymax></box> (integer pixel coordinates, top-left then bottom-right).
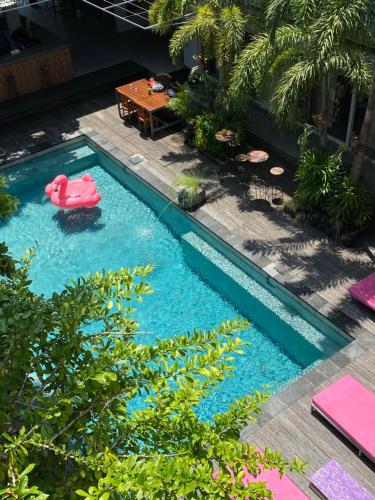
<box><xmin>1</xmin><ymin>138</ymin><xmax>348</xmax><ymax>419</ymax></box>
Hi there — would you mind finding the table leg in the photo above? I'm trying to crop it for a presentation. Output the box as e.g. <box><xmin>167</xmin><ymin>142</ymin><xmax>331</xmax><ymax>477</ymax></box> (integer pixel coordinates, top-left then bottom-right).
<box><xmin>149</xmin><ymin>111</ymin><xmax>154</xmax><ymax>137</ymax></box>
<box><xmin>116</xmin><ymin>92</ymin><xmax>122</xmax><ymax>119</ymax></box>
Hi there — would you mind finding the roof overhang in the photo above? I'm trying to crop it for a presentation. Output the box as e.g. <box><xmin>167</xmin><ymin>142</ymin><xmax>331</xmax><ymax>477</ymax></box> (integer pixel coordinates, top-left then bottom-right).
<box><xmin>80</xmin><ymin>0</ymin><xmax>158</xmax><ymax>30</ymax></box>
<box><xmin>80</xmin><ymin>0</ymin><xmax>189</xmax><ymax>30</ymax></box>
<box><xmin>0</xmin><ymin>0</ymin><xmax>49</xmax><ymax>13</ymax></box>
<box><xmin>0</xmin><ymin>0</ymin><xmax>187</xmax><ymax>31</ymax></box>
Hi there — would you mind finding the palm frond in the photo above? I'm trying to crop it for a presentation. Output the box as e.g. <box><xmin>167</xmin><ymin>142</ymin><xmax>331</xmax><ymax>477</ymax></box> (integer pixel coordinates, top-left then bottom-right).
<box><xmin>265</xmin><ymin>0</ymin><xmax>294</xmax><ymax>33</ymax></box>
<box><xmin>169</xmin><ymin>5</ymin><xmax>218</xmax><ymax>64</ymax></box>
<box><xmin>216</xmin><ymin>6</ymin><xmax>246</xmax><ymax>74</ymax></box>
<box><xmin>292</xmin><ymin>0</ymin><xmax>322</xmax><ymax>28</ymax></box>
<box><xmin>270</xmin><ymin>60</ymin><xmax>318</xmax><ymax>126</ymax></box>
<box><xmin>324</xmin><ymin>49</ymin><xmax>372</xmax><ymax>92</ymax></box>
<box><xmin>311</xmin><ymin>0</ymin><xmax>369</xmax><ymax>58</ymax></box>
<box><xmin>149</xmin><ymin>0</ymin><xmax>196</xmax><ymax>34</ymax></box>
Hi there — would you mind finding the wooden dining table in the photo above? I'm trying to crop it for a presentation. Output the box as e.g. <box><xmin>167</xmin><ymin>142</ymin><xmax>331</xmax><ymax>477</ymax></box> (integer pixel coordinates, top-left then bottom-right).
<box><xmin>115</xmin><ymin>79</ymin><xmax>180</xmax><ymax>137</ymax></box>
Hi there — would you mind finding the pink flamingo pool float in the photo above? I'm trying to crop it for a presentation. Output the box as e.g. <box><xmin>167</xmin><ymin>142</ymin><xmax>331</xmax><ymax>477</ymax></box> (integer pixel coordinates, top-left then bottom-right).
<box><xmin>45</xmin><ymin>174</ymin><xmax>101</xmax><ymax>209</ymax></box>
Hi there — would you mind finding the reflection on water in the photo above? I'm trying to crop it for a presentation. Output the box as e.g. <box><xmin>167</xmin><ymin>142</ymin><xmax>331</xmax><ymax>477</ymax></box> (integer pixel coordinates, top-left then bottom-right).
<box><xmin>53</xmin><ymin>207</ymin><xmax>104</xmax><ymax>234</ymax></box>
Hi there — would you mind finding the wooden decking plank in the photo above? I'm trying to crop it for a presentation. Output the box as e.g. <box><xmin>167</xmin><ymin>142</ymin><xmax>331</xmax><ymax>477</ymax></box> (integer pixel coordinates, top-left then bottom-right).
<box><xmin>250</xmin><ymin>422</ymin><xmax>317</xmax><ymax>496</ymax></box>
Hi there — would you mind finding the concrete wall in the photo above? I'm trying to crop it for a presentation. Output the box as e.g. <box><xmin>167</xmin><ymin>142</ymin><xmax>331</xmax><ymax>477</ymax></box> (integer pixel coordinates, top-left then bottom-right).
<box><xmin>246</xmin><ymin>98</ymin><xmax>375</xmax><ymax>192</ymax></box>
<box><xmin>246</xmin><ymin>99</ymin><xmax>302</xmax><ymax>163</ymax></box>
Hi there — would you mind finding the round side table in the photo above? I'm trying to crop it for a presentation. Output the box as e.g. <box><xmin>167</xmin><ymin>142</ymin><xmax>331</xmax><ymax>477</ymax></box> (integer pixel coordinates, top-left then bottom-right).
<box><xmin>248</xmin><ymin>150</ymin><xmax>269</xmax><ymax>163</ymax></box>
<box><xmin>270</xmin><ymin>166</ymin><xmax>284</xmax><ymax>176</ymax></box>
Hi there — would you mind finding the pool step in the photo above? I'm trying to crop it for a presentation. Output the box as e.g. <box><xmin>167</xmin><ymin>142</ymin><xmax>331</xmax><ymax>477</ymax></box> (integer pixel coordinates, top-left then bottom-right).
<box><xmin>181</xmin><ymin>231</ymin><xmax>339</xmax><ymax>367</ymax></box>
<box><xmin>6</xmin><ymin>144</ymin><xmax>98</xmax><ymax>190</ymax></box>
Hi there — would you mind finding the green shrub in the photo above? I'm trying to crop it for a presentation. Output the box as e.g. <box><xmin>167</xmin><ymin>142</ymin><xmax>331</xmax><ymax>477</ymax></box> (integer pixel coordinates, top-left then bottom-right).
<box><xmin>294</xmin><ymin>147</ymin><xmax>344</xmax><ymax>208</ymax></box>
<box><xmin>194</xmin><ymin>112</ymin><xmax>244</xmax><ymax>159</ymax></box>
<box><xmin>294</xmin><ymin>125</ymin><xmax>375</xmax><ymax>233</ymax></box>
<box><xmin>0</xmin><ymin>175</ymin><xmax>19</xmax><ymax>219</ymax></box>
<box><xmin>326</xmin><ymin>178</ymin><xmax>375</xmax><ymax>232</ymax></box>
<box><xmin>167</xmin><ymin>83</ymin><xmax>197</xmax><ymax>124</ymax></box>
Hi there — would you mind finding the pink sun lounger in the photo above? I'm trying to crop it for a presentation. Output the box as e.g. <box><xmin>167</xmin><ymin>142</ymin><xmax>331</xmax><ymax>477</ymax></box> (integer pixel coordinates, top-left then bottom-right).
<box><xmin>349</xmin><ymin>272</ymin><xmax>375</xmax><ymax>310</ymax></box>
<box><xmin>309</xmin><ymin>460</ymin><xmax>375</xmax><ymax>500</ymax></box>
<box><xmin>245</xmin><ymin>464</ymin><xmax>309</xmax><ymax>499</ymax></box>
<box><xmin>219</xmin><ymin>448</ymin><xmax>309</xmax><ymax>499</ymax></box>
<box><xmin>311</xmin><ymin>375</ymin><xmax>375</xmax><ymax>462</ymax></box>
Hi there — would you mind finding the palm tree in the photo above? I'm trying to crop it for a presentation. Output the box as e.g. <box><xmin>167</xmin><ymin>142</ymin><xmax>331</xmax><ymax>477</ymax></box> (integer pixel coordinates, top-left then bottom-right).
<box><xmin>149</xmin><ymin>0</ymin><xmax>251</xmax><ymax>110</ymax></box>
<box><xmin>166</xmin><ymin>3</ymin><xmax>247</xmax><ymax>111</ymax></box>
<box><xmin>230</xmin><ymin>0</ymin><xmax>374</xmax><ymax>181</ymax></box>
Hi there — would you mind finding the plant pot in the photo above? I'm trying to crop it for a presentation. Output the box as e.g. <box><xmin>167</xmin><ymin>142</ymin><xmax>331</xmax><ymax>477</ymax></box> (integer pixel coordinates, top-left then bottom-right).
<box><xmin>177</xmin><ymin>186</ymin><xmax>206</xmax><ymax>211</ymax></box>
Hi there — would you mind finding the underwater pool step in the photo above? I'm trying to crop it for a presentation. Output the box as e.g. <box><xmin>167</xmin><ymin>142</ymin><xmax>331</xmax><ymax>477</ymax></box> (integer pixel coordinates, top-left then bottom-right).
<box><xmin>181</xmin><ymin>231</ymin><xmax>341</xmax><ymax>367</ymax></box>
<box><xmin>6</xmin><ymin>144</ymin><xmax>98</xmax><ymax>189</ymax></box>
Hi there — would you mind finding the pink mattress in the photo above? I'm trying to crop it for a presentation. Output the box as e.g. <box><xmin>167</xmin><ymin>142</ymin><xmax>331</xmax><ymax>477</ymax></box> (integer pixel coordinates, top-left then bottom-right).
<box><xmin>245</xmin><ymin>464</ymin><xmax>309</xmax><ymax>499</ymax></box>
<box><xmin>312</xmin><ymin>375</ymin><xmax>375</xmax><ymax>461</ymax></box>
<box><xmin>349</xmin><ymin>272</ymin><xmax>375</xmax><ymax>310</ymax></box>
<box><xmin>219</xmin><ymin>453</ymin><xmax>309</xmax><ymax>499</ymax></box>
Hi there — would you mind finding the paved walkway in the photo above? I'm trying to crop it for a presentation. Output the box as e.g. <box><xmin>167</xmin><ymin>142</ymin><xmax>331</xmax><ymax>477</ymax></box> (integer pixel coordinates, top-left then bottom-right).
<box><xmin>1</xmin><ymin>90</ymin><xmax>375</xmax><ymax>496</ymax></box>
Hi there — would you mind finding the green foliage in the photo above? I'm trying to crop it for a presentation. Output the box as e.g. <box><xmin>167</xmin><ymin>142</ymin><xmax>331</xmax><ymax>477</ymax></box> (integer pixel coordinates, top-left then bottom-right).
<box><xmin>0</xmin><ymin>250</ymin><xmax>305</xmax><ymax>497</ymax></box>
<box><xmin>294</xmin><ymin>126</ymin><xmax>375</xmax><ymax>232</ymax></box>
<box><xmin>0</xmin><ymin>175</ymin><xmax>19</xmax><ymax>220</ymax></box>
<box><xmin>295</xmin><ymin>127</ymin><xmax>345</xmax><ymax>207</ymax></box>
<box><xmin>326</xmin><ymin>178</ymin><xmax>375</xmax><ymax>231</ymax></box>
<box><xmin>173</xmin><ymin>171</ymin><xmax>203</xmax><ymax>194</ymax></box>
<box><xmin>167</xmin><ymin>83</ymin><xmax>197</xmax><ymax>124</ymax></box>
<box><xmin>194</xmin><ymin>112</ymin><xmax>244</xmax><ymax>158</ymax></box>
<box><xmin>0</xmin><ymin>175</ymin><xmax>19</xmax><ymax>278</ymax></box>
<box><xmin>230</xmin><ymin>0</ymin><xmax>374</xmax><ymax>128</ymax></box>
<box><xmin>168</xmin><ymin>3</ymin><xmax>247</xmax><ymax>112</ymax></box>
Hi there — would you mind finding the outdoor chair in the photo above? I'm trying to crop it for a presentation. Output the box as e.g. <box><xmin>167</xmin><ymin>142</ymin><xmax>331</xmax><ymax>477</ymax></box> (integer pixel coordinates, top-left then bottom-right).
<box><xmin>136</xmin><ymin>105</ymin><xmax>160</xmax><ymax>136</ymax></box>
<box><xmin>118</xmin><ymin>95</ymin><xmax>137</xmax><ymax>123</ymax></box>
<box><xmin>155</xmin><ymin>73</ymin><xmax>172</xmax><ymax>88</ymax></box>
<box><xmin>309</xmin><ymin>460</ymin><xmax>375</xmax><ymax>499</ymax></box>
<box><xmin>311</xmin><ymin>375</ymin><xmax>375</xmax><ymax>462</ymax></box>
<box><xmin>270</xmin><ymin>185</ymin><xmax>283</xmax><ymax>205</ymax></box>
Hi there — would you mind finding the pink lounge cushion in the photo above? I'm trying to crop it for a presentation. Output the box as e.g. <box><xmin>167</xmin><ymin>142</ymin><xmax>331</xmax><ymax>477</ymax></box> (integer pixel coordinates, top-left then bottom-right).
<box><xmin>217</xmin><ymin>452</ymin><xmax>309</xmax><ymax>499</ymax></box>
<box><xmin>245</xmin><ymin>464</ymin><xmax>309</xmax><ymax>499</ymax></box>
<box><xmin>349</xmin><ymin>272</ymin><xmax>375</xmax><ymax>310</ymax></box>
<box><xmin>312</xmin><ymin>375</ymin><xmax>375</xmax><ymax>460</ymax></box>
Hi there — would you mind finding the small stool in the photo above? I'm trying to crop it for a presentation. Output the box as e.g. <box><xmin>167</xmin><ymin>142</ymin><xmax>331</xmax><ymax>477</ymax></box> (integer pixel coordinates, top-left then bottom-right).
<box><xmin>270</xmin><ymin>186</ymin><xmax>283</xmax><ymax>205</ymax></box>
<box><xmin>249</xmin><ymin>177</ymin><xmax>267</xmax><ymax>200</ymax></box>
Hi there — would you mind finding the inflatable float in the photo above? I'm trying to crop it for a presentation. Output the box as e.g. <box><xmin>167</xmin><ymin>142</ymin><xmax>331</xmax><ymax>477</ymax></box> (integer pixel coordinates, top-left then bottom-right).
<box><xmin>45</xmin><ymin>174</ymin><xmax>101</xmax><ymax>209</ymax></box>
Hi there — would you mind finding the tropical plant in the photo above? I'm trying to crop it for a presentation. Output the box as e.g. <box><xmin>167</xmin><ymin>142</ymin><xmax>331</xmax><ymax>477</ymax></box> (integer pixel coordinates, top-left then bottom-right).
<box><xmin>168</xmin><ymin>3</ymin><xmax>248</xmax><ymax>110</ymax></box>
<box><xmin>326</xmin><ymin>177</ymin><xmax>375</xmax><ymax>232</ymax></box>
<box><xmin>0</xmin><ymin>175</ymin><xmax>18</xmax><ymax>278</ymax></box>
<box><xmin>194</xmin><ymin>112</ymin><xmax>244</xmax><ymax>158</ymax></box>
<box><xmin>293</xmin><ymin>126</ymin><xmax>375</xmax><ymax>232</ymax></box>
<box><xmin>230</xmin><ymin>0</ymin><xmax>374</xmax><ymax>155</ymax></box>
<box><xmin>294</xmin><ymin>126</ymin><xmax>345</xmax><ymax>207</ymax></box>
<box><xmin>173</xmin><ymin>171</ymin><xmax>203</xmax><ymax>194</ymax></box>
<box><xmin>167</xmin><ymin>82</ymin><xmax>197</xmax><ymax>124</ymax></box>
<box><xmin>0</xmin><ymin>249</ymin><xmax>305</xmax><ymax>498</ymax></box>
<box><xmin>173</xmin><ymin>171</ymin><xmax>206</xmax><ymax>209</ymax></box>
<box><xmin>0</xmin><ymin>174</ymin><xmax>19</xmax><ymax>219</ymax></box>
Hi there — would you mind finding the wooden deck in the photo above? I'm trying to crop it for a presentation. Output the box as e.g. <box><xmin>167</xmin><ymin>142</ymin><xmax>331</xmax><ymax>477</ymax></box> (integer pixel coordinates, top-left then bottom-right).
<box><xmin>1</xmin><ymin>89</ymin><xmax>375</xmax><ymax>497</ymax></box>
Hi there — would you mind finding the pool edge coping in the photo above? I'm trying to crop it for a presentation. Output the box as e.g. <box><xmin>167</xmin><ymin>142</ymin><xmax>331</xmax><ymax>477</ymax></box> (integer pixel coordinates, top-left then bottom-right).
<box><xmin>2</xmin><ymin>126</ymin><xmax>374</xmax><ymax>432</ymax></box>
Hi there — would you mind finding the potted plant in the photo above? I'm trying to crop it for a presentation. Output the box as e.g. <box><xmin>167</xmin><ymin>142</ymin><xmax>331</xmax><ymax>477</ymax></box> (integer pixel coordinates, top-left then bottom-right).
<box><xmin>173</xmin><ymin>172</ymin><xmax>206</xmax><ymax>210</ymax></box>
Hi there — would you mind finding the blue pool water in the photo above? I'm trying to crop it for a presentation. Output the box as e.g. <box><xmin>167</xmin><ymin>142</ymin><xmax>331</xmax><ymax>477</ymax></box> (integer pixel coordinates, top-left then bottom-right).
<box><xmin>1</xmin><ymin>140</ymin><xmax>348</xmax><ymax>419</ymax></box>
